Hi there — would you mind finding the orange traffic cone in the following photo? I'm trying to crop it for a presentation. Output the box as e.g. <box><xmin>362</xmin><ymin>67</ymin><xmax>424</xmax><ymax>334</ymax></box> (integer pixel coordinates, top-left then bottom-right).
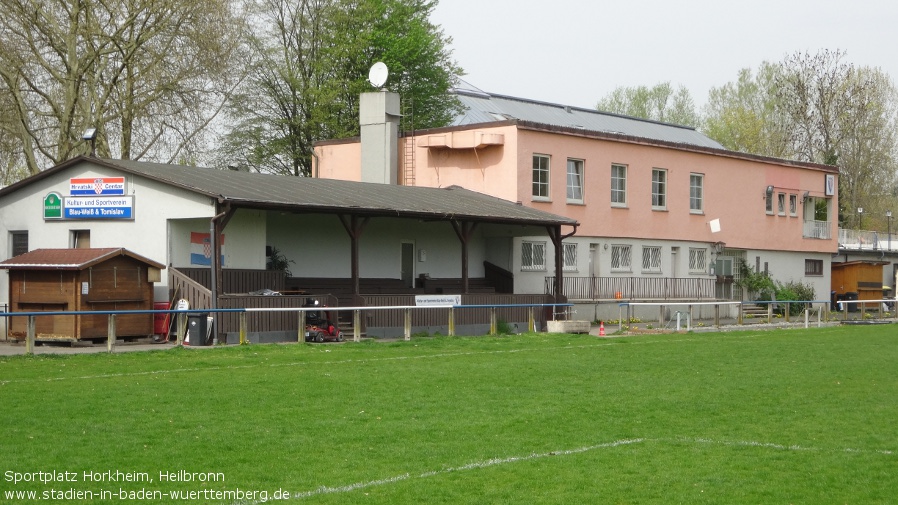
<box><xmin>599</xmin><ymin>321</ymin><xmax>606</xmax><ymax>336</ymax></box>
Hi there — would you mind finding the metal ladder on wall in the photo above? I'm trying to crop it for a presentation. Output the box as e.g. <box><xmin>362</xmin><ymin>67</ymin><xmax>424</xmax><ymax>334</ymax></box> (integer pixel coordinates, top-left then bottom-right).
<box><xmin>402</xmin><ymin>97</ymin><xmax>415</xmax><ymax>186</ymax></box>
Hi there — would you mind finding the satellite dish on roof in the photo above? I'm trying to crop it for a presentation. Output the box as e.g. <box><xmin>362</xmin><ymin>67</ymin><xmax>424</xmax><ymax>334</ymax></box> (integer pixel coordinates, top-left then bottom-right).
<box><xmin>368</xmin><ymin>62</ymin><xmax>388</xmax><ymax>88</ymax></box>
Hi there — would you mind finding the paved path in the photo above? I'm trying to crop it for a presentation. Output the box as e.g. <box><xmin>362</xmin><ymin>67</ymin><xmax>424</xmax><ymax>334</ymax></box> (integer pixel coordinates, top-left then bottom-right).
<box><xmin>0</xmin><ymin>338</ymin><xmax>182</xmax><ymax>356</ymax></box>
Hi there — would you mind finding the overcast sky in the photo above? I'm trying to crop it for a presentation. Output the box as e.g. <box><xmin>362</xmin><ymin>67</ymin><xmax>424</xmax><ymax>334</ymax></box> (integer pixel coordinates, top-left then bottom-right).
<box><xmin>431</xmin><ymin>0</ymin><xmax>898</xmax><ymax>110</ymax></box>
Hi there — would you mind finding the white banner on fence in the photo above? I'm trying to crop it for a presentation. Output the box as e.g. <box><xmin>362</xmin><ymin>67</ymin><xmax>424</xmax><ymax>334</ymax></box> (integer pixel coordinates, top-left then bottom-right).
<box><xmin>415</xmin><ymin>294</ymin><xmax>461</xmax><ymax>307</ymax></box>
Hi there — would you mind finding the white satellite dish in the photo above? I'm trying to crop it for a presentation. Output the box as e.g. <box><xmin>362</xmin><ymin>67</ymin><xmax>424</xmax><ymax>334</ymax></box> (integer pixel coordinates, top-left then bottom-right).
<box><xmin>368</xmin><ymin>62</ymin><xmax>388</xmax><ymax>88</ymax></box>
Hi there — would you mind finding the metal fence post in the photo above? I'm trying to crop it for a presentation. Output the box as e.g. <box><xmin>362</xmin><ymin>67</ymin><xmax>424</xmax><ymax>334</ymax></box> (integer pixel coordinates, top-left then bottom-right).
<box><xmin>107</xmin><ymin>314</ymin><xmax>116</xmax><ymax>353</ymax></box>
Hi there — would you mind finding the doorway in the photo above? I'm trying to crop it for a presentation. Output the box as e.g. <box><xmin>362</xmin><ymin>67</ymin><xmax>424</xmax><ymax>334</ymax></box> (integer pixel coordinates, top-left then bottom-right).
<box><xmin>401</xmin><ymin>241</ymin><xmax>415</xmax><ymax>288</ymax></box>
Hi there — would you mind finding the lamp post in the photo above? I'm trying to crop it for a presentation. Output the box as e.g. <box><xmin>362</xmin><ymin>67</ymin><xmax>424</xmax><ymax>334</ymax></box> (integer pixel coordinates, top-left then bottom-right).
<box><xmin>886</xmin><ymin>210</ymin><xmax>892</xmax><ymax>252</ymax></box>
<box><xmin>858</xmin><ymin>207</ymin><xmax>864</xmax><ymax>230</ymax></box>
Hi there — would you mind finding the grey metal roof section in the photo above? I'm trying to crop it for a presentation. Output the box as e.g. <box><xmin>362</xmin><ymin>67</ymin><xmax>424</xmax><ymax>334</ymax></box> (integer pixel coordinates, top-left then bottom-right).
<box><xmin>450</xmin><ymin>81</ymin><xmax>724</xmax><ymax>149</ymax></box>
<box><xmin>98</xmin><ymin>159</ymin><xmax>577</xmax><ymax>226</ymax></box>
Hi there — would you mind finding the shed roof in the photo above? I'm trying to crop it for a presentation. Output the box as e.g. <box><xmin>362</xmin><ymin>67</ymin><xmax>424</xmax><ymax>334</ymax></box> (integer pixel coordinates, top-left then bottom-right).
<box><xmin>451</xmin><ymin>80</ymin><xmax>724</xmax><ymax>149</ymax></box>
<box><xmin>0</xmin><ymin>248</ymin><xmax>166</xmax><ymax>270</ymax></box>
<box><xmin>6</xmin><ymin>158</ymin><xmax>576</xmax><ymax>228</ymax></box>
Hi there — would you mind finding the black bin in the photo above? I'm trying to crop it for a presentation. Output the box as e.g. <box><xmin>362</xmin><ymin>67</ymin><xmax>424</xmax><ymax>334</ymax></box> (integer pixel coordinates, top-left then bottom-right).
<box><xmin>187</xmin><ymin>313</ymin><xmax>209</xmax><ymax>346</ymax></box>
<box><xmin>843</xmin><ymin>292</ymin><xmax>859</xmax><ymax>312</ymax></box>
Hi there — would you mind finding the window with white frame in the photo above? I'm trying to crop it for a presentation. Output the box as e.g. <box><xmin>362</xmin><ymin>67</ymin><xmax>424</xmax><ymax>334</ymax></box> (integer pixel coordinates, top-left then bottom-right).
<box><xmin>789</xmin><ymin>194</ymin><xmax>798</xmax><ymax>216</ymax></box>
<box><xmin>689</xmin><ymin>248</ymin><xmax>707</xmax><ymax>274</ymax></box>
<box><xmin>642</xmin><ymin>246</ymin><xmax>662</xmax><ymax>273</ymax></box>
<box><xmin>532</xmin><ymin>155</ymin><xmax>550</xmax><ymax>199</ymax></box>
<box><xmin>566</xmin><ymin>159</ymin><xmax>584</xmax><ymax>203</ymax></box>
<box><xmin>690</xmin><ymin>173</ymin><xmax>704</xmax><ymax>213</ymax></box>
<box><xmin>610</xmin><ymin>244</ymin><xmax>632</xmax><ymax>272</ymax></box>
<box><xmin>652</xmin><ymin>168</ymin><xmax>667</xmax><ymax>209</ymax></box>
<box><xmin>765</xmin><ymin>188</ymin><xmax>774</xmax><ymax>214</ymax></box>
<box><xmin>611</xmin><ymin>164</ymin><xmax>627</xmax><ymax>206</ymax></box>
<box><xmin>777</xmin><ymin>193</ymin><xmax>786</xmax><ymax>216</ymax></box>
<box><xmin>563</xmin><ymin>242</ymin><xmax>577</xmax><ymax>271</ymax></box>
<box><xmin>521</xmin><ymin>241</ymin><xmax>546</xmax><ymax>271</ymax></box>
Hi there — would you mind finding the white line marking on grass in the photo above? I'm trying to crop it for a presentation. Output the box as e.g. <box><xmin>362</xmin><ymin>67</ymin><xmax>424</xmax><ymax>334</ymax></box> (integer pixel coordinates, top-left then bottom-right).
<box><xmin>292</xmin><ymin>473</ymin><xmax>411</xmax><ymax>498</ymax></box>
<box><xmin>262</xmin><ymin>438</ymin><xmax>644</xmax><ymax>503</ymax></box>
<box><xmin>229</xmin><ymin>436</ymin><xmax>895</xmax><ymax>504</ymax></box>
<box><xmin>674</xmin><ymin>436</ymin><xmax>895</xmax><ymax>456</ymax></box>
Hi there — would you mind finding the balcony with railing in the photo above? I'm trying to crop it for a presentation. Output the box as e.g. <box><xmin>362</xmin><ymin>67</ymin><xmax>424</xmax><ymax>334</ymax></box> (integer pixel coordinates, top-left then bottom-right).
<box><xmin>838</xmin><ymin>228</ymin><xmax>897</xmax><ymax>251</ymax></box>
<box><xmin>803</xmin><ymin>220</ymin><xmax>832</xmax><ymax>239</ymax></box>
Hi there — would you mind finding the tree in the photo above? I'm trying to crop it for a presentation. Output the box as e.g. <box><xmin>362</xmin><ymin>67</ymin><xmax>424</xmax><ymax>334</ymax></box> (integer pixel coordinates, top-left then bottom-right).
<box><xmin>774</xmin><ymin>50</ymin><xmax>898</xmax><ymax>227</ymax></box>
<box><xmin>702</xmin><ymin>50</ymin><xmax>898</xmax><ymax>228</ymax></box>
<box><xmin>220</xmin><ymin>0</ymin><xmax>463</xmax><ymax>176</ymax></box>
<box><xmin>596</xmin><ymin>82</ymin><xmax>700</xmax><ymax>127</ymax></box>
<box><xmin>703</xmin><ymin>63</ymin><xmax>793</xmax><ymax>158</ymax></box>
<box><xmin>0</xmin><ymin>0</ymin><xmax>246</xmax><ymax>176</ymax></box>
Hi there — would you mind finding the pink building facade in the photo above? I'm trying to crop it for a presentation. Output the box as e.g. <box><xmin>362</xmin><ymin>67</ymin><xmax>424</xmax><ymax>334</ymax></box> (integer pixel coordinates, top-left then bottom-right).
<box><xmin>315</xmin><ymin>91</ymin><xmax>838</xmax><ymax>319</ymax></box>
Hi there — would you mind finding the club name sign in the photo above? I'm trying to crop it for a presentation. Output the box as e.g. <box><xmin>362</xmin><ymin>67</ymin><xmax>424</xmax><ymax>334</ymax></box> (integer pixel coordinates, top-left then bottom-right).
<box><xmin>43</xmin><ymin>177</ymin><xmax>135</xmax><ymax>220</ymax></box>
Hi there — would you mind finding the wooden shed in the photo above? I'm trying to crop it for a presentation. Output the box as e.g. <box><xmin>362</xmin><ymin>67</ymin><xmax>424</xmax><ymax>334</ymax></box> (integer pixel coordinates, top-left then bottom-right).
<box><xmin>0</xmin><ymin>248</ymin><xmax>164</xmax><ymax>342</ymax></box>
<box><xmin>831</xmin><ymin>260</ymin><xmax>888</xmax><ymax>302</ymax></box>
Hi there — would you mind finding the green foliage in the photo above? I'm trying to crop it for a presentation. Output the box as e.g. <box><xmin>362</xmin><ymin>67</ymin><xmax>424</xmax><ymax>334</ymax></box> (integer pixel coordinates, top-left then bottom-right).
<box><xmin>495</xmin><ymin>319</ymin><xmax>513</xmax><ymax>335</ymax></box>
<box><xmin>596</xmin><ymin>82</ymin><xmax>700</xmax><ymax>127</ymax></box>
<box><xmin>736</xmin><ymin>260</ymin><xmax>816</xmax><ymax>316</ymax></box>
<box><xmin>774</xmin><ymin>281</ymin><xmax>816</xmax><ymax>316</ymax></box>
<box><xmin>735</xmin><ymin>260</ymin><xmax>776</xmax><ymax>300</ymax></box>
<box><xmin>265</xmin><ymin>246</ymin><xmax>294</xmax><ymax>276</ymax></box>
<box><xmin>702</xmin><ymin>63</ymin><xmax>793</xmax><ymax>158</ymax></box>
<box><xmin>221</xmin><ymin>0</ymin><xmax>462</xmax><ymax>176</ymax></box>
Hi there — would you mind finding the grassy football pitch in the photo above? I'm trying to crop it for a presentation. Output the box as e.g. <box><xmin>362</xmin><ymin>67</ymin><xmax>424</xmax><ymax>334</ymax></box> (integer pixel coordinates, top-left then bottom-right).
<box><xmin>1</xmin><ymin>325</ymin><xmax>896</xmax><ymax>504</ymax></box>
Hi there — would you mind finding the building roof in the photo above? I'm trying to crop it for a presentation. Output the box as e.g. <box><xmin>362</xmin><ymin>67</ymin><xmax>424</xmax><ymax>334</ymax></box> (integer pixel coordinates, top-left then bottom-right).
<box><xmin>0</xmin><ymin>247</ymin><xmax>165</xmax><ymax>270</ymax></box>
<box><xmin>451</xmin><ymin>81</ymin><xmax>724</xmax><ymax>150</ymax></box>
<box><xmin>1</xmin><ymin>157</ymin><xmax>577</xmax><ymax>228</ymax></box>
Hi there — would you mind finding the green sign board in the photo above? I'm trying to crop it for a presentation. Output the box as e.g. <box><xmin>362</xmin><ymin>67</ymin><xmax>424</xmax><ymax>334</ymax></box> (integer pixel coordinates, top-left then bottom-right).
<box><xmin>43</xmin><ymin>192</ymin><xmax>62</xmax><ymax>219</ymax></box>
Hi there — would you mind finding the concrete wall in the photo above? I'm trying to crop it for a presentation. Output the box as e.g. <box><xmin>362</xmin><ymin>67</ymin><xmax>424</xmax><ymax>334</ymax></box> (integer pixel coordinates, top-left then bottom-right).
<box><xmin>265</xmin><ymin>214</ymin><xmax>492</xmax><ymax>279</ymax></box>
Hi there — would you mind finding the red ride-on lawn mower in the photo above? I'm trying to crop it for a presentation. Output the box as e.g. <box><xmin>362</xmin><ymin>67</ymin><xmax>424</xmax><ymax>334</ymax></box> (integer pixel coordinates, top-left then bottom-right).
<box><xmin>303</xmin><ymin>298</ymin><xmax>344</xmax><ymax>343</ymax></box>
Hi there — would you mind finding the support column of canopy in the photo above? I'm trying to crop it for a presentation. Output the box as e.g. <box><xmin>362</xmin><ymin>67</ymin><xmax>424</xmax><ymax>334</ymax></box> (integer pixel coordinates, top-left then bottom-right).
<box><xmin>451</xmin><ymin>220</ymin><xmax>477</xmax><ymax>294</ymax></box>
<box><xmin>547</xmin><ymin>224</ymin><xmax>577</xmax><ymax>318</ymax></box>
<box><xmin>211</xmin><ymin>202</ymin><xmax>235</xmax><ymax>340</ymax></box>
<box><xmin>339</xmin><ymin>214</ymin><xmax>370</xmax><ymax>296</ymax></box>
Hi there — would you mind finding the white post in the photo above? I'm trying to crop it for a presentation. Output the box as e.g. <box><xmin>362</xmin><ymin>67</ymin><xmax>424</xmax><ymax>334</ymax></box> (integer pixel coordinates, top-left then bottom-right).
<box><xmin>404</xmin><ymin>308</ymin><xmax>411</xmax><ymax>341</ymax></box>
<box><xmin>107</xmin><ymin>314</ymin><xmax>116</xmax><ymax>353</ymax></box>
<box><xmin>26</xmin><ymin>315</ymin><xmax>35</xmax><ymax>355</ymax></box>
